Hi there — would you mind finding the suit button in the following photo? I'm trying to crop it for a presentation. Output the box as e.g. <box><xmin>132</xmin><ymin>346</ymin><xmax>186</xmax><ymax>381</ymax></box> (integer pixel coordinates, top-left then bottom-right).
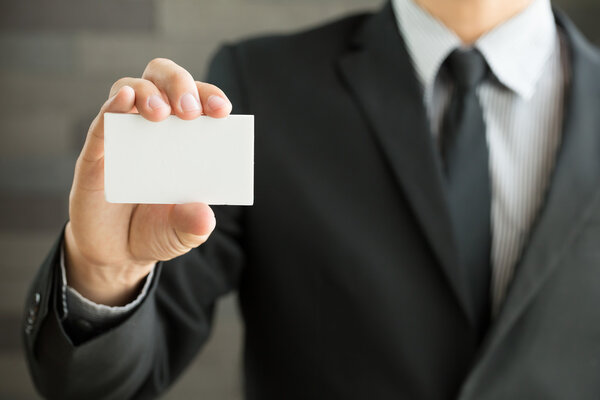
<box><xmin>30</xmin><ymin>293</ymin><xmax>41</xmax><ymax>313</ymax></box>
<box><xmin>26</xmin><ymin>311</ymin><xmax>37</xmax><ymax>326</ymax></box>
<box><xmin>28</xmin><ymin>307</ymin><xmax>39</xmax><ymax>320</ymax></box>
<box><xmin>25</xmin><ymin>292</ymin><xmax>42</xmax><ymax>335</ymax></box>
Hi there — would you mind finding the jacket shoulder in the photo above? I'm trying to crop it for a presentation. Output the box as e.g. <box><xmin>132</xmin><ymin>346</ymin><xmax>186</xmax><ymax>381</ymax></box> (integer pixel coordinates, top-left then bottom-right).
<box><xmin>232</xmin><ymin>11</ymin><xmax>372</xmax><ymax>64</ymax></box>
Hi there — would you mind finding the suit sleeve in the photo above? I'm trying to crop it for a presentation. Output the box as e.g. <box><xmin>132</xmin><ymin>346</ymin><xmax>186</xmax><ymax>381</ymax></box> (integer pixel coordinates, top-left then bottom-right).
<box><xmin>22</xmin><ymin>45</ymin><xmax>249</xmax><ymax>400</ymax></box>
<box><xmin>58</xmin><ymin>242</ymin><xmax>158</xmax><ymax>345</ymax></box>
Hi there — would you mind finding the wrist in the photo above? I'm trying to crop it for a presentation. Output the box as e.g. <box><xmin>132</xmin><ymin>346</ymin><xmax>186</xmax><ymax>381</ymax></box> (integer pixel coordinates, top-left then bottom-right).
<box><xmin>64</xmin><ymin>223</ymin><xmax>155</xmax><ymax>306</ymax></box>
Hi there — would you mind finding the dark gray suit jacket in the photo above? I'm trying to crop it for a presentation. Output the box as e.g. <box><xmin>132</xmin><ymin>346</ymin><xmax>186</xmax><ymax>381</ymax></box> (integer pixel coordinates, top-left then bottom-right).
<box><xmin>23</xmin><ymin>3</ymin><xmax>600</xmax><ymax>399</ymax></box>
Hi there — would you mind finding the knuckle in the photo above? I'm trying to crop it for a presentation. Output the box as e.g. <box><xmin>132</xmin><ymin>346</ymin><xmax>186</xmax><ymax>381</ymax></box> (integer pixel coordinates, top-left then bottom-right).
<box><xmin>144</xmin><ymin>57</ymin><xmax>174</xmax><ymax>77</ymax></box>
<box><xmin>168</xmin><ymin>69</ymin><xmax>194</xmax><ymax>89</ymax></box>
<box><xmin>87</xmin><ymin>114</ymin><xmax>100</xmax><ymax>134</ymax></box>
<box><xmin>203</xmin><ymin>82</ymin><xmax>220</xmax><ymax>93</ymax></box>
<box><xmin>197</xmin><ymin>81</ymin><xmax>226</xmax><ymax>98</ymax></box>
<box><xmin>110</xmin><ymin>77</ymin><xmax>132</xmax><ymax>95</ymax></box>
<box><xmin>73</xmin><ymin>156</ymin><xmax>82</xmax><ymax>175</ymax></box>
<box><xmin>174</xmin><ymin>229</ymin><xmax>205</xmax><ymax>251</ymax></box>
<box><xmin>170</xmin><ymin>231</ymin><xmax>193</xmax><ymax>252</ymax></box>
<box><xmin>147</xmin><ymin>57</ymin><xmax>169</xmax><ymax>69</ymax></box>
<box><xmin>179</xmin><ymin>235</ymin><xmax>197</xmax><ymax>249</ymax></box>
<box><xmin>68</xmin><ymin>187</ymin><xmax>76</xmax><ymax>206</ymax></box>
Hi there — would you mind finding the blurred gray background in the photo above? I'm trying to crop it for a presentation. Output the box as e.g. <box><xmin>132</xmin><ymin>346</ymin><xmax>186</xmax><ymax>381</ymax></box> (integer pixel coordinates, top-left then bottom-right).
<box><xmin>0</xmin><ymin>0</ymin><xmax>598</xmax><ymax>398</ymax></box>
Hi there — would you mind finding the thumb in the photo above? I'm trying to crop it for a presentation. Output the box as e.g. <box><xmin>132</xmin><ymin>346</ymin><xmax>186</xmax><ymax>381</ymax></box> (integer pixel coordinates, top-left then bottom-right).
<box><xmin>168</xmin><ymin>203</ymin><xmax>216</xmax><ymax>250</ymax></box>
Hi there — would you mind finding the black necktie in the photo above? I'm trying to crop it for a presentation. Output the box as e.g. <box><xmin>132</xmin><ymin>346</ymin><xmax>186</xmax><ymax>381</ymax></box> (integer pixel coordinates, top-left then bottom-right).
<box><xmin>441</xmin><ymin>49</ymin><xmax>491</xmax><ymax>337</ymax></box>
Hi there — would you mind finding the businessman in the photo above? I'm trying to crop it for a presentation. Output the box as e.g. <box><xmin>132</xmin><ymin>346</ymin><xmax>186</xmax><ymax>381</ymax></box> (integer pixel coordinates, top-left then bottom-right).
<box><xmin>23</xmin><ymin>0</ymin><xmax>600</xmax><ymax>398</ymax></box>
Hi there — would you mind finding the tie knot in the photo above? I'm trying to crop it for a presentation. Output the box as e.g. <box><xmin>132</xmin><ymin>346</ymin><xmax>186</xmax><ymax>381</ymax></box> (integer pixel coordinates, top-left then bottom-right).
<box><xmin>444</xmin><ymin>48</ymin><xmax>488</xmax><ymax>90</ymax></box>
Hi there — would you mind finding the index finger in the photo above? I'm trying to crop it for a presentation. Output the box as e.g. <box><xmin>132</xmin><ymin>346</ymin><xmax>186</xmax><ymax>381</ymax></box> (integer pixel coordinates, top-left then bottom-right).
<box><xmin>142</xmin><ymin>58</ymin><xmax>202</xmax><ymax>120</ymax></box>
<box><xmin>81</xmin><ymin>85</ymin><xmax>136</xmax><ymax>164</ymax></box>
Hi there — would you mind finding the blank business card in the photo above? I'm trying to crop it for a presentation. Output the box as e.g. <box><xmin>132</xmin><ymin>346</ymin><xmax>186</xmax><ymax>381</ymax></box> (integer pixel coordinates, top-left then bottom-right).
<box><xmin>104</xmin><ymin>113</ymin><xmax>254</xmax><ymax>205</ymax></box>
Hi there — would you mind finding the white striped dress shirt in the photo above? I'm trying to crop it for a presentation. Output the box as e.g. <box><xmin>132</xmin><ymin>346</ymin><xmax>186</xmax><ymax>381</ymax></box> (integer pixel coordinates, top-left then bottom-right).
<box><xmin>392</xmin><ymin>0</ymin><xmax>568</xmax><ymax>314</ymax></box>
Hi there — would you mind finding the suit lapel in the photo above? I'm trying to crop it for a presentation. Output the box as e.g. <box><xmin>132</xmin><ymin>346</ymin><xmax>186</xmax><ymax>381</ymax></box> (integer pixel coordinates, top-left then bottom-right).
<box><xmin>461</xmin><ymin>11</ymin><xmax>600</xmax><ymax>392</ymax></box>
<box><xmin>337</xmin><ymin>3</ymin><xmax>474</xmax><ymax>324</ymax></box>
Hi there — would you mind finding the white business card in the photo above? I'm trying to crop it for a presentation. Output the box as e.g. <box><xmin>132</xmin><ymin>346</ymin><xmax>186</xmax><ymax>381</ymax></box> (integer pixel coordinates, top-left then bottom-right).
<box><xmin>104</xmin><ymin>113</ymin><xmax>254</xmax><ymax>205</ymax></box>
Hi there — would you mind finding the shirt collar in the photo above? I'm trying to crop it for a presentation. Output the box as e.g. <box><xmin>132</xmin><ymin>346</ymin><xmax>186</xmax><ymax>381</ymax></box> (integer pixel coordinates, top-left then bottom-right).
<box><xmin>391</xmin><ymin>0</ymin><xmax>557</xmax><ymax>99</ymax></box>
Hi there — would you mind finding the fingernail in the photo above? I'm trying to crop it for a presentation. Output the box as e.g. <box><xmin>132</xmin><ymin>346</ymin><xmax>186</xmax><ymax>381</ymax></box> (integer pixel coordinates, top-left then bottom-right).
<box><xmin>148</xmin><ymin>95</ymin><xmax>168</xmax><ymax>110</ymax></box>
<box><xmin>180</xmin><ymin>93</ymin><xmax>201</xmax><ymax>112</ymax></box>
<box><xmin>207</xmin><ymin>95</ymin><xmax>228</xmax><ymax>111</ymax></box>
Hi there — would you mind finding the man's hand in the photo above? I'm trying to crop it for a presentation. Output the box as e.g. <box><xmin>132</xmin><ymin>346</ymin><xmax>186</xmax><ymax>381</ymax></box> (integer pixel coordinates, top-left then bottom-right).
<box><xmin>65</xmin><ymin>58</ymin><xmax>232</xmax><ymax>306</ymax></box>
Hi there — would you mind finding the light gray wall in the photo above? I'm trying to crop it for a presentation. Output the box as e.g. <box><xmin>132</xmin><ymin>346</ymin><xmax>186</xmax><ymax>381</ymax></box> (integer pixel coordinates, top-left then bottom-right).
<box><xmin>0</xmin><ymin>0</ymin><xmax>597</xmax><ymax>399</ymax></box>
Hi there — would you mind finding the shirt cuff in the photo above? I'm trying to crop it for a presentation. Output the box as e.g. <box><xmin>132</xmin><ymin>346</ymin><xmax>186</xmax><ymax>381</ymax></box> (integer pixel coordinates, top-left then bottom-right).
<box><xmin>59</xmin><ymin>243</ymin><xmax>155</xmax><ymax>322</ymax></box>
